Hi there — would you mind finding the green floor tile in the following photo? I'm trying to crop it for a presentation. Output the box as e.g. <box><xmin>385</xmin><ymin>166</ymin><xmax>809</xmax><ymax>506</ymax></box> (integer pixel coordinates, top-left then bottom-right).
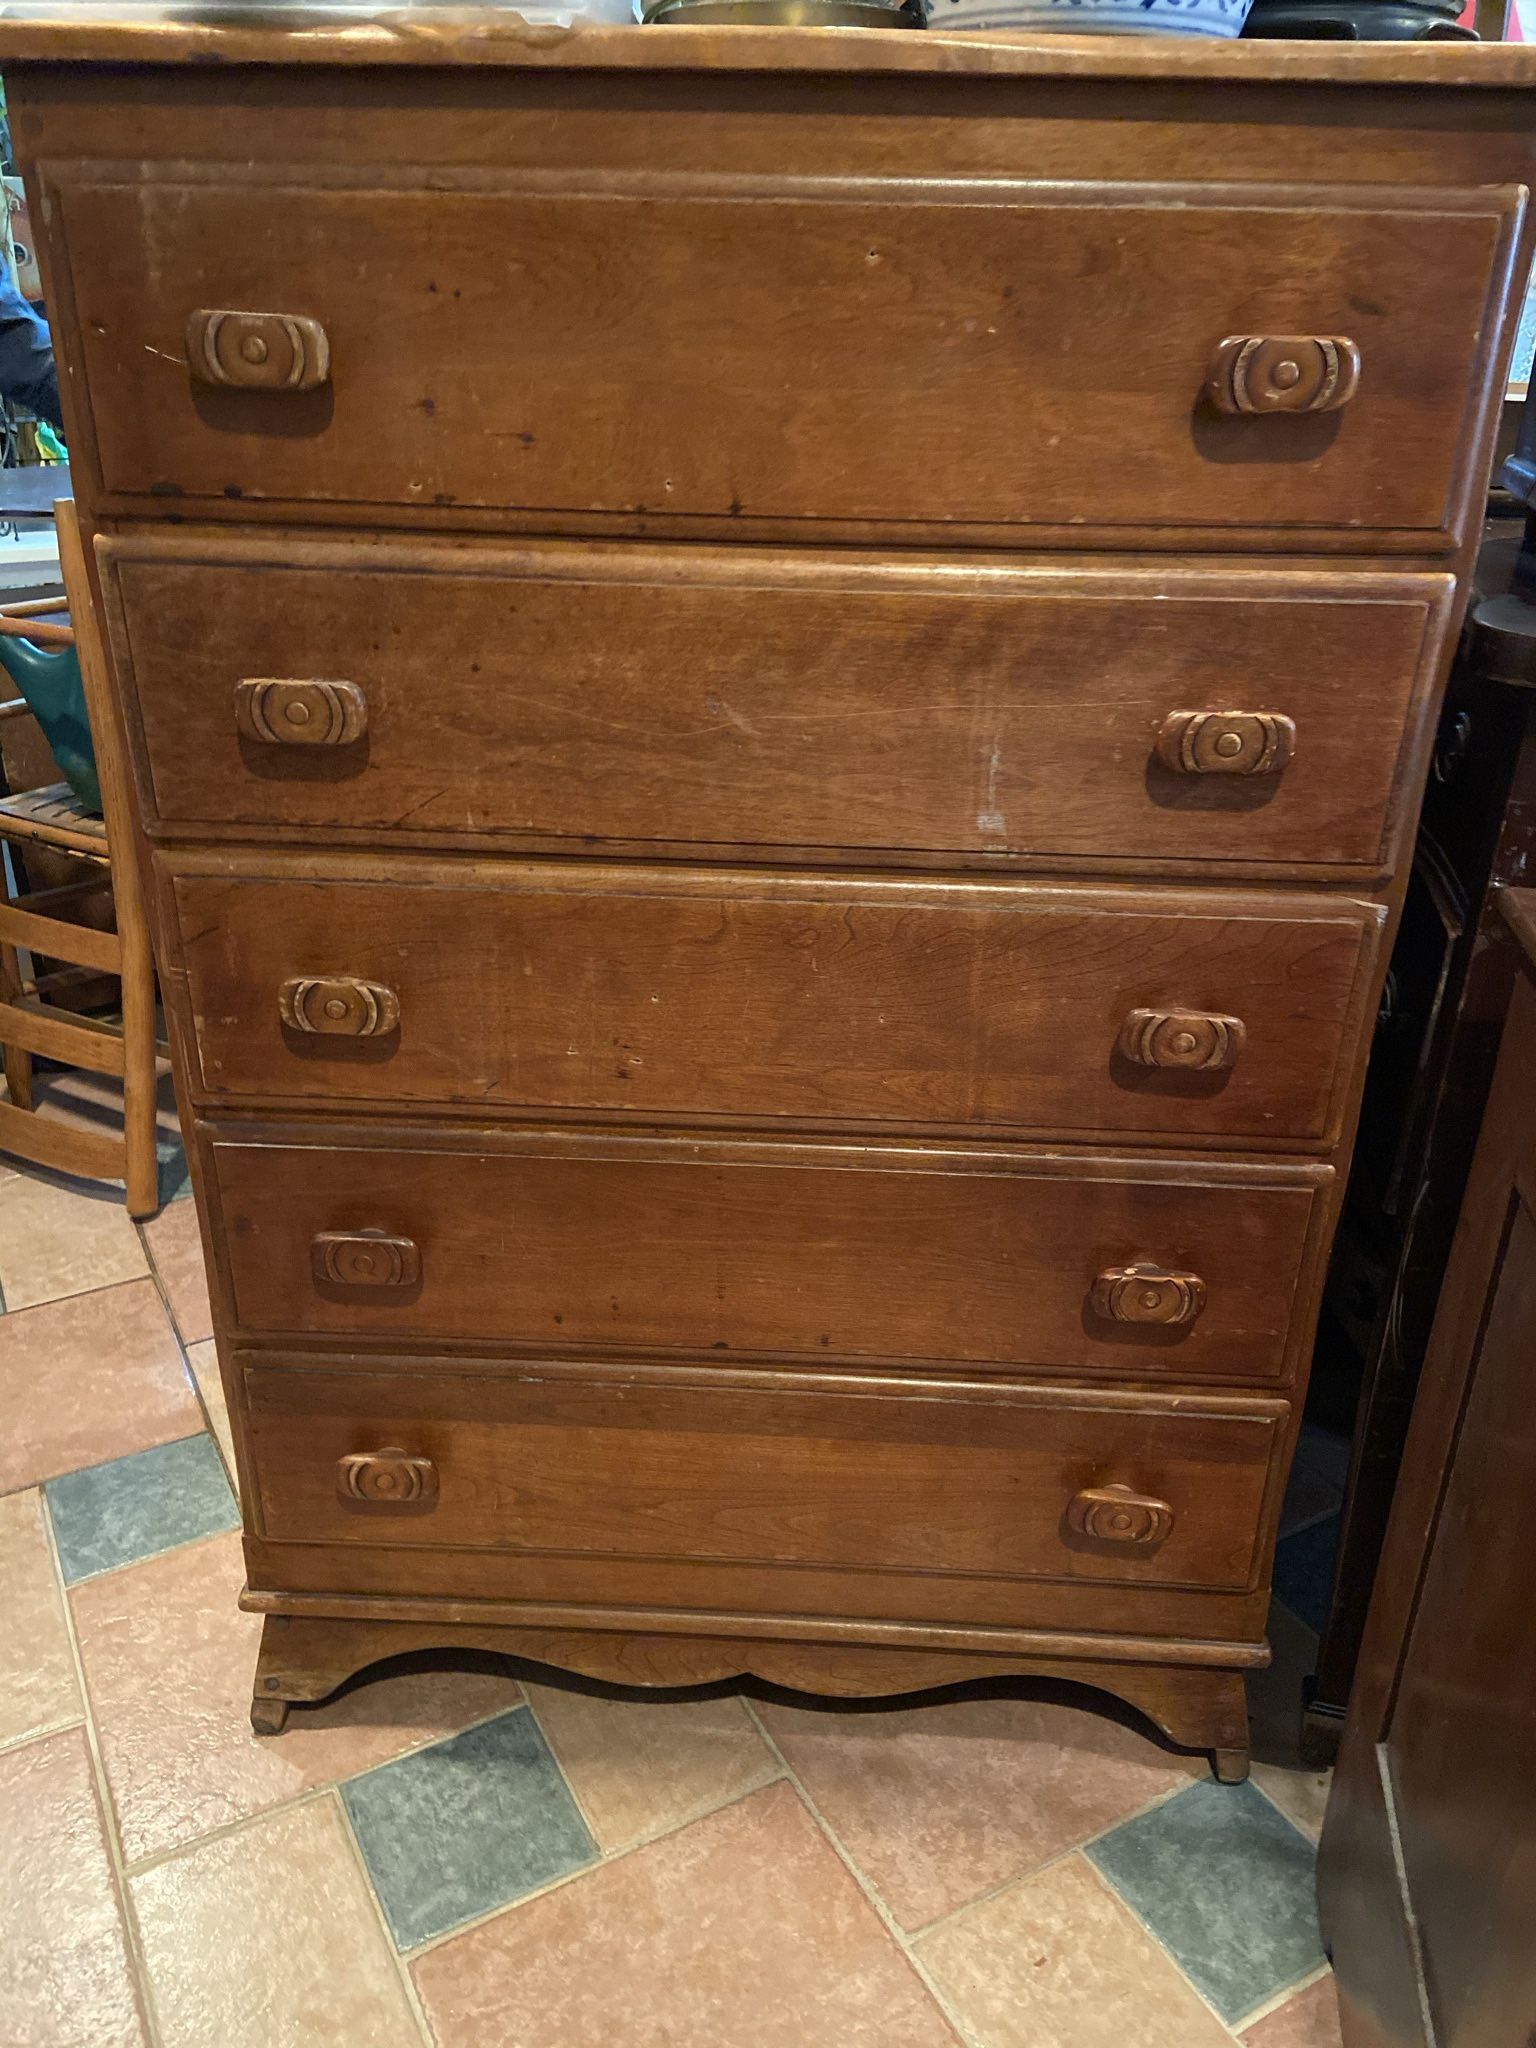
<box><xmin>1087</xmin><ymin>1778</ymin><xmax>1325</xmax><ymax>2023</ymax></box>
<box><xmin>342</xmin><ymin>1706</ymin><xmax>597</xmax><ymax>1949</ymax></box>
<box><xmin>45</xmin><ymin>1432</ymin><xmax>238</xmax><ymax>1583</ymax></box>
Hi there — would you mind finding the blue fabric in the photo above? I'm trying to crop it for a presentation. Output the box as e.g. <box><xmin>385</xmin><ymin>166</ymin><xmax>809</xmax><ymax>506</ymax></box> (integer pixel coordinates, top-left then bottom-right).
<box><xmin>0</xmin><ymin>262</ymin><xmax>62</xmax><ymax>431</ymax></box>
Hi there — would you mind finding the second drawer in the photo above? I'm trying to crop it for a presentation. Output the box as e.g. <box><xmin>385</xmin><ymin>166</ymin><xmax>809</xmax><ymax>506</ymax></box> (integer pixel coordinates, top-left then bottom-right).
<box><xmin>204</xmin><ymin>1125</ymin><xmax>1329</xmax><ymax>1385</ymax></box>
<box><xmin>169</xmin><ymin>859</ymin><xmax>1382</xmax><ymax>1147</ymax></box>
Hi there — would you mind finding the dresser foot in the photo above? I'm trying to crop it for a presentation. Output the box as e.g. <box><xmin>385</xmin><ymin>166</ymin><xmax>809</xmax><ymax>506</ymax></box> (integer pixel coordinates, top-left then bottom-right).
<box><xmin>1068</xmin><ymin>1659</ymin><xmax>1252</xmax><ymax>1783</ymax></box>
<box><xmin>249</xmin><ymin>1693</ymin><xmax>290</xmax><ymax>1736</ymax></box>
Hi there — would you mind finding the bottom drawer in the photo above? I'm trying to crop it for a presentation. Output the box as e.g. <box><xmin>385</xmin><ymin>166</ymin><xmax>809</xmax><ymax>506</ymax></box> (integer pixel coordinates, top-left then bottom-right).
<box><xmin>245</xmin><ymin>1362</ymin><xmax>1288</xmax><ymax>1599</ymax></box>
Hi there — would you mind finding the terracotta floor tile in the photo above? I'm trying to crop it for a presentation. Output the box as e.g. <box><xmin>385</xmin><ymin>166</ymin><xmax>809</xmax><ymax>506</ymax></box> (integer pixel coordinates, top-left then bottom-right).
<box><xmin>141</xmin><ymin>1201</ymin><xmax>213</xmax><ymax>1344</ymax></box>
<box><xmin>413</xmin><ymin>1779</ymin><xmax>958</xmax><ymax>2048</ymax></box>
<box><xmin>0</xmin><ymin>1726</ymin><xmax>148</xmax><ymax>2047</ymax></box>
<box><xmin>132</xmin><ymin>1795</ymin><xmax>421</xmax><ymax>2048</ymax></box>
<box><xmin>524</xmin><ymin>1682</ymin><xmax>777</xmax><ymax>1850</ymax></box>
<box><xmin>0</xmin><ymin>1278</ymin><xmax>200</xmax><ymax>1491</ymax></box>
<box><xmin>1243</xmin><ymin>1974</ymin><xmax>1344</xmax><ymax>2048</ymax></box>
<box><xmin>1252</xmin><ymin>1760</ymin><xmax>1332</xmax><ymax>1841</ymax></box>
<box><xmin>0</xmin><ymin>1488</ymin><xmax>80</xmax><ymax>1748</ymax></box>
<box><xmin>917</xmin><ymin>1851</ymin><xmax>1233</xmax><ymax>2048</ymax></box>
<box><xmin>185</xmin><ymin>1338</ymin><xmax>236</xmax><ymax>1476</ymax></box>
<box><xmin>0</xmin><ymin>1169</ymin><xmax>148</xmax><ymax>1311</ymax></box>
<box><xmin>756</xmin><ymin>1691</ymin><xmax>1195</xmax><ymax>1929</ymax></box>
<box><xmin>72</xmin><ymin>1531</ymin><xmax>525</xmax><ymax>1864</ymax></box>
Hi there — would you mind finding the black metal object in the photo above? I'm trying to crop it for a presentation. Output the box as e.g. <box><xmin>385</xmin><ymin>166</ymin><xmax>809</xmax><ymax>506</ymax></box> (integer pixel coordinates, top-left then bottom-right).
<box><xmin>1244</xmin><ymin>0</ymin><xmax>1473</xmax><ymax>35</ymax></box>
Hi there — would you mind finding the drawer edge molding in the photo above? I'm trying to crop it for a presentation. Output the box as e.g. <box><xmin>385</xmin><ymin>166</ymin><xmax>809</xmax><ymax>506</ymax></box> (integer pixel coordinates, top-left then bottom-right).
<box><xmin>235</xmin><ymin>1586</ymin><xmax>1273</xmax><ymax>1670</ymax></box>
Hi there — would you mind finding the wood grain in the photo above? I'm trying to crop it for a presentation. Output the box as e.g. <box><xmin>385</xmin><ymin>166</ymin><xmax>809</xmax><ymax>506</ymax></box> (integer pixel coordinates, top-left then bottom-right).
<box><xmin>56</xmin><ymin>173</ymin><xmax>1515</xmax><ymax>546</ymax></box>
<box><xmin>203</xmin><ymin>1123</ymin><xmax>1327</xmax><ymax>1384</ymax></box>
<box><xmin>244</xmin><ymin>1358</ymin><xmax>1286</xmax><ymax>1595</ymax></box>
<box><xmin>12</xmin><ymin>27</ymin><xmax>1530</xmax><ymax>1772</ymax></box>
<box><xmin>1322</xmin><ymin>934</ymin><xmax>1536</xmax><ymax>2047</ymax></box>
<box><xmin>168</xmin><ymin>859</ymin><xmax>1381</xmax><ymax>1146</ymax></box>
<box><xmin>4</xmin><ymin>18</ymin><xmax>1536</xmax><ymax>84</ymax></box>
<box><xmin>101</xmin><ymin>537</ymin><xmax>1451</xmax><ymax>875</ymax></box>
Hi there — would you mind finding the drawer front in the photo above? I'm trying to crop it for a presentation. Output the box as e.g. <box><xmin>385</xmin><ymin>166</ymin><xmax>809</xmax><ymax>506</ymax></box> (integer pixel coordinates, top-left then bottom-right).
<box><xmin>245</xmin><ymin>1362</ymin><xmax>1287</xmax><ymax>1597</ymax></box>
<box><xmin>207</xmin><ymin>1130</ymin><xmax>1327</xmax><ymax>1384</ymax></box>
<box><xmin>171</xmin><ymin>862</ymin><xmax>1380</xmax><ymax>1146</ymax></box>
<box><xmin>105</xmin><ymin>537</ymin><xmax>1450</xmax><ymax>874</ymax></box>
<box><xmin>58</xmin><ymin>172</ymin><xmax>1518</xmax><ymax>544</ymax></box>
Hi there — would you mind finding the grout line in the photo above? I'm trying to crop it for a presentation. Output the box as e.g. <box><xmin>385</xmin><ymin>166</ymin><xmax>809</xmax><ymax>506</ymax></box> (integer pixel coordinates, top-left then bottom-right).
<box><xmin>1276</xmin><ymin>1503</ymin><xmax>1343</xmax><ymax>1542</ymax></box>
<box><xmin>740</xmin><ymin>1699</ymin><xmax>984</xmax><ymax>2048</ymax></box>
<box><xmin>517</xmin><ymin>1688</ymin><xmax>609</xmax><ymax>1851</ymax></box>
<box><xmin>47</xmin><ymin>1491</ymin><xmax>238</xmax><ymax>1596</ymax></box>
<box><xmin>519</xmin><ymin>1682</ymin><xmax>782</xmax><ymax>1861</ymax></box>
<box><xmin>133</xmin><ymin>1211</ymin><xmax>206</xmax><ymax>1360</ymax></box>
<box><xmin>400</xmin><ymin>1760</ymin><xmax>784</xmax><ymax>1963</ymax></box>
<box><xmin>0</xmin><ymin>1264</ymin><xmax>156</xmax><ymax>1330</ymax></box>
<box><xmin>330</xmin><ymin>1787</ymin><xmax>437</xmax><ymax>2048</ymax></box>
<box><xmin>40</xmin><ymin>1484</ymin><xmax>167</xmax><ymax>2048</ymax></box>
<box><xmin>1245</xmin><ymin>1765</ymin><xmax>1328</xmax><ymax>1844</ymax></box>
<box><xmin>1073</xmin><ymin>1852</ymin><xmax>1248</xmax><ymax>2044</ymax></box>
<box><xmin>120</xmin><ymin>1780</ymin><xmax>336</xmax><ymax>1883</ymax></box>
<box><xmin>0</xmin><ymin>1710</ymin><xmax>86</xmax><ymax>1757</ymax></box>
<box><xmin>1230</xmin><ymin>1959</ymin><xmax>1334</xmax><ymax>2035</ymax></box>
<box><xmin>117</xmin><ymin>1691</ymin><xmax>529</xmax><ymax>1881</ymax></box>
<box><xmin>901</xmin><ymin>1772</ymin><xmax>1199</xmax><ymax>1945</ymax></box>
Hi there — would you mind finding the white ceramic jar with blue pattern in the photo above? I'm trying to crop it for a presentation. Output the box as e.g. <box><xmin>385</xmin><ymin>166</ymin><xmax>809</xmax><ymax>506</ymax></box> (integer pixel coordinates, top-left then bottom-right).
<box><xmin>926</xmin><ymin>0</ymin><xmax>1253</xmax><ymax>34</ymax></box>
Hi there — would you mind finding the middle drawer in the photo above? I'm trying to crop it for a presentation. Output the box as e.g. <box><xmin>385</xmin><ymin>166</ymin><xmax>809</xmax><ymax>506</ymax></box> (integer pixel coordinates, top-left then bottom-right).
<box><xmin>202</xmin><ymin>1124</ymin><xmax>1329</xmax><ymax>1385</ymax></box>
<box><xmin>168</xmin><ymin>857</ymin><xmax>1381</xmax><ymax>1147</ymax></box>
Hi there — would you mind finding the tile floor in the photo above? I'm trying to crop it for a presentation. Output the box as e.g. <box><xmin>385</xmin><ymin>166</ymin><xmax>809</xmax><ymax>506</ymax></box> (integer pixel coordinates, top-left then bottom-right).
<box><xmin>1</xmin><ymin>1092</ymin><xmax>1344</xmax><ymax>2048</ymax></box>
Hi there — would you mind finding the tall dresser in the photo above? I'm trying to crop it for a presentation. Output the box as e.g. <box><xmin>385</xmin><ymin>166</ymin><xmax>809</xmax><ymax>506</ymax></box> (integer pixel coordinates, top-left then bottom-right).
<box><xmin>7</xmin><ymin>17</ymin><xmax>1535</xmax><ymax>1781</ymax></box>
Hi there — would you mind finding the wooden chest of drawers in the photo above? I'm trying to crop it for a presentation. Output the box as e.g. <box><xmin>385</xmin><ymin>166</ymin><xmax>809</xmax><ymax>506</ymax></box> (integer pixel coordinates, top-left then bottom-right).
<box><xmin>10</xmin><ymin>15</ymin><xmax>1536</xmax><ymax>1779</ymax></box>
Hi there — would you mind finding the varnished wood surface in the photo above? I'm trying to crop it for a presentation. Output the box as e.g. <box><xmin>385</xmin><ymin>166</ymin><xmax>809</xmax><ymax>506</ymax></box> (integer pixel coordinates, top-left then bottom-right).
<box><xmin>202</xmin><ymin>1122</ymin><xmax>1328</xmax><ymax>1384</ymax></box>
<box><xmin>5</xmin><ymin>16</ymin><xmax>1536</xmax><ymax>86</ymax></box>
<box><xmin>14</xmin><ymin>31</ymin><xmax>1533</xmax><ymax>1771</ymax></box>
<box><xmin>101</xmin><ymin>536</ymin><xmax>1452</xmax><ymax>876</ymax></box>
<box><xmin>52</xmin><ymin>172</ymin><xmax>1517</xmax><ymax>548</ymax></box>
<box><xmin>246</xmin><ymin>1612</ymin><xmax>1250</xmax><ymax>1779</ymax></box>
<box><xmin>168</xmin><ymin>858</ymin><xmax>1382</xmax><ymax>1145</ymax></box>
<box><xmin>245</xmin><ymin>1360</ymin><xmax>1285</xmax><ymax>1594</ymax></box>
<box><xmin>1321</xmin><ymin>920</ymin><xmax>1536</xmax><ymax>2046</ymax></box>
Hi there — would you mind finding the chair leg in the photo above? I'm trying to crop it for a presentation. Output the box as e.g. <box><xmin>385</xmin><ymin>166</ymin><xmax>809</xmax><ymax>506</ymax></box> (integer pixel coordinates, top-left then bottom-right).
<box><xmin>0</xmin><ymin>937</ymin><xmax>34</xmax><ymax>1111</ymax></box>
<box><xmin>54</xmin><ymin>499</ymin><xmax>165</xmax><ymax>1220</ymax></box>
<box><xmin>118</xmin><ymin>912</ymin><xmax>159</xmax><ymax>1219</ymax></box>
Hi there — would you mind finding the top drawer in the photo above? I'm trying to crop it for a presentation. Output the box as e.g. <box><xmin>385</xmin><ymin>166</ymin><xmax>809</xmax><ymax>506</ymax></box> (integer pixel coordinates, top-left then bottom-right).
<box><xmin>52</xmin><ymin>172</ymin><xmax>1521</xmax><ymax>547</ymax></box>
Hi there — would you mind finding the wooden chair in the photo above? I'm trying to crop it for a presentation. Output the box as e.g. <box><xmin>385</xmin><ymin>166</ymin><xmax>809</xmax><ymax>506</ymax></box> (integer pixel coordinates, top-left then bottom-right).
<box><xmin>0</xmin><ymin>498</ymin><xmax>160</xmax><ymax>1215</ymax></box>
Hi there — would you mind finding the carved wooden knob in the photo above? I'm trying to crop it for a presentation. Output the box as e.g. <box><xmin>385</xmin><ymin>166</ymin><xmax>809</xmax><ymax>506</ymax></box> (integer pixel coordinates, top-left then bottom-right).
<box><xmin>1207</xmin><ymin>335</ymin><xmax>1359</xmax><ymax>416</ymax></box>
<box><xmin>187</xmin><ymin>308</ymin><xmax>330</xmax><ymax>392</ymax></box>
<box><xmin>1156</xmin><ymin>711</ymin><xmax>1296</xmax><ymax>778</ymax></box>
<box><xmin>1091</xmin><ymin>1263</ymin><xmax>1207</xmax><ymax>1328</ymax></box>
<box><xmin>312</xmin><ymin>1231</ymin><xmax>420</xmax><ymax>1288</ymax></box>
<box><xmin>1118</xmin><ymin>1009</ymin><xmax>1246</xmax><ymax>1072</ymax></box>
<box><xmin>279</xmin><ymin>976</ymin><xmax>399</xmax><ymax>1038</ymax></box>
<box><xmin>1067</xmin><ymin>1483</ymin><xmax>1174</xmax><ymax>1548</ymax></box>
<box><xmin>236</xmin><ymin>679</ymin><xmax>366</xmax><ymax>747</ymax></box>
<box><xmin>336</xmin><ymin>1448</ymin><xmax>438</xmax><ymax>1510</ymax></box>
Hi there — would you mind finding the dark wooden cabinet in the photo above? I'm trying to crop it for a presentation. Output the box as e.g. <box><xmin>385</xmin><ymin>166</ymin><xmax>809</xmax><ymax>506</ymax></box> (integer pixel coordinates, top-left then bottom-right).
<box><xmin>1319</xmin><ymin>886</ymin><xmax>1536</xmax><ymax>2048</ymax></box>
<box><xmin>1305</xmin><ymin>502</ymin><xmax>1536</xmax><ymax>1761</ymax></box>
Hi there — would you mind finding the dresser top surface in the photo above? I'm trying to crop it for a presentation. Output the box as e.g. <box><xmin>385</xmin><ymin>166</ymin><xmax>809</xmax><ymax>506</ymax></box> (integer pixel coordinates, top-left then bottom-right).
<box><xmin>5</xmin><ymin>11</ymin><xmax>1536</xmax><ymax>89</ymax></box>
